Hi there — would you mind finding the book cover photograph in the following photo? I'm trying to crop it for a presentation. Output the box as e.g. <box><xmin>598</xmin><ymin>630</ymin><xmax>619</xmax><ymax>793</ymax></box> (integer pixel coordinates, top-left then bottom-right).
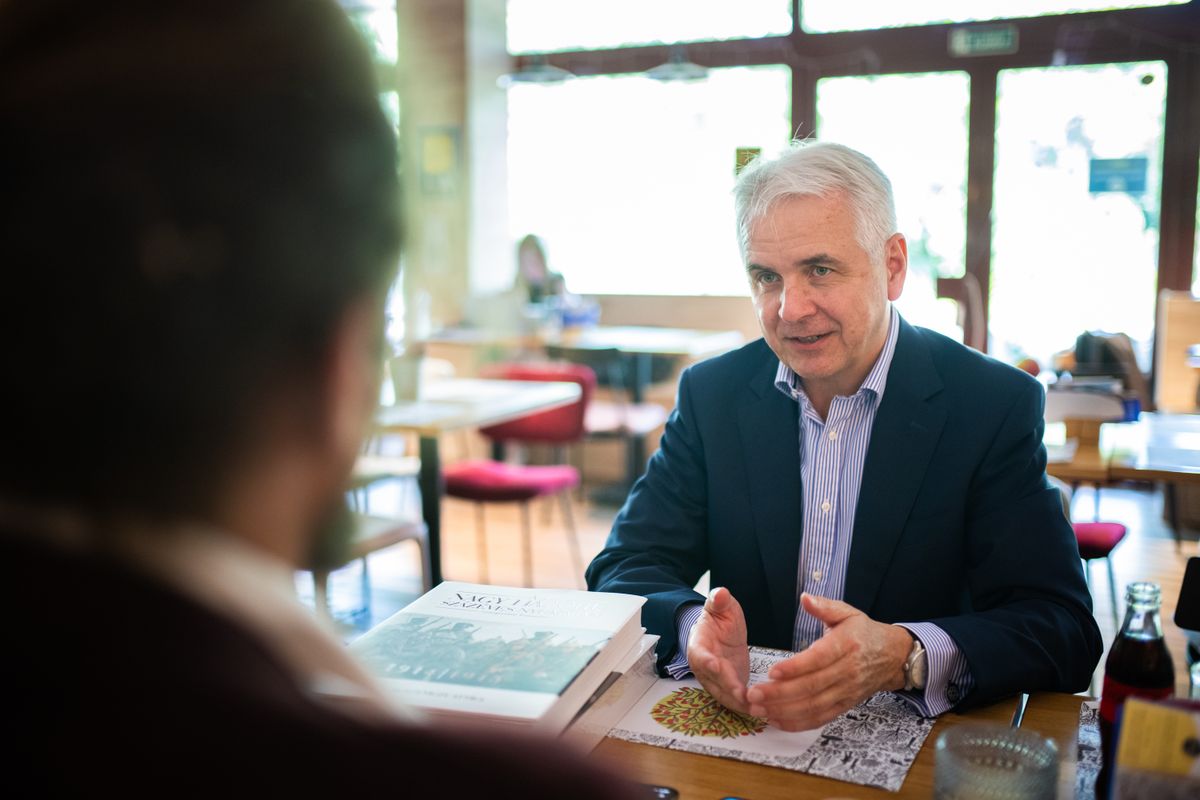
<box><xmin>353</xmin><ymin>612</ymin><xmax>611</xmax><ymax>695</ymax></box>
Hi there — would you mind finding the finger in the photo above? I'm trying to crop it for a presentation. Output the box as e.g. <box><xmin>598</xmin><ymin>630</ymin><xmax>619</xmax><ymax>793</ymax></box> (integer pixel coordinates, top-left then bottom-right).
<box><xmin>762</xmin><ymin>681</ymin><xmax>863</xmax><ymax>731</ymax></box>
<box><xmin>705</xmin><ymin>587</ymin><xmax>744</xmax><ymax>624</ymax></box>
<box><xmin>800</xmin><ymin>592</ymin><xmax>859</xmax><ymax>627</ymax></box>
<box><xmin>705</xmin><ymin>586</ymin><xmax>730</xmax><ymax>612</ymax></box>
<box><xmin>767</xmin><ymin>636</ymin><xmax>843</xmax><ymax>680</ymax></box>
<box><xmin>746</xmin><ymin>661</ymin><xmax>844</xmax><ymax>713</ymax></box>
<box><xmin>694</xmin><ymin>653</ymin><xmax>749</xmax><ymax>712</ymax></box>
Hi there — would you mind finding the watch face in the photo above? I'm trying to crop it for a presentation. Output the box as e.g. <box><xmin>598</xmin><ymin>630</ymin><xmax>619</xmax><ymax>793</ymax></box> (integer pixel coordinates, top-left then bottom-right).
<box><xmin>906</xmin><ymin>640</ymin><xmax>927</xmax><ymax>690</ymax></box>
<box><xmin>911</xmin><ymin>645</ymin><xmax>927</xmax><ymax>689</ymax></box>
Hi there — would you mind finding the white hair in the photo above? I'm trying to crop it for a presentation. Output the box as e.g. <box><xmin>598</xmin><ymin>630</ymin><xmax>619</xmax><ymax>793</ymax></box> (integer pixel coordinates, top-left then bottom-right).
<box><xmin>733</xmin><ymin>140</ymin><xmax>897</xmax><ymax>262</ymax></box>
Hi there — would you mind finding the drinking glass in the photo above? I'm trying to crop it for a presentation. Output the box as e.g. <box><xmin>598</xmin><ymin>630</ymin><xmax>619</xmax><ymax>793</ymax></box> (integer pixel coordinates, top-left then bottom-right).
<box><xmin>934</xmin><ymin>722</ymin><xmax>1059</xmax><ymax>800</ymax></box>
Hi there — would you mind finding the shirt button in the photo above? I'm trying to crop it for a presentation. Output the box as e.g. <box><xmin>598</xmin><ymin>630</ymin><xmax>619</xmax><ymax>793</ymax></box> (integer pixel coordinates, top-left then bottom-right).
<box><xmin>811</xmin><ymin>569</ymin><xmax>822</xmax><ymax>581</ymax></box>
<box><xmin>828</xmin><ymin>429</ymin><xmax>838</xmax><ymax>441</ymax></box>
<box><xmin>821</xmin><ymin>500</ymin><xmax>831</xmax><ymax>513</ymax></box>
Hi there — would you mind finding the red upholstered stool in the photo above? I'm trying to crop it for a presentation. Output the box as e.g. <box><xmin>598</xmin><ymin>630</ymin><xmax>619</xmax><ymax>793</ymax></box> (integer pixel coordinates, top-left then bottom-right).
<box><xmin>1073</xmin><ymin>521</ymin><xmax>1128</xmax><ymax>628</ymax></box>
<box><xmin>442</xmin><ymin>363</ymin><xmax>595</xmax><ymax>587</ymax></box>
<box><xmin>444</xmin><ymin>461</ymin><xmax>579</xmax><ymax>503</ymax></box>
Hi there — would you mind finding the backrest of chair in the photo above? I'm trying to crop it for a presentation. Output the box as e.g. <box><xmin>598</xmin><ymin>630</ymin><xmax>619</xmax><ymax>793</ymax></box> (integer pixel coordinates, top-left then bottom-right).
<box><xmin>544</xmin><ymin>345</ymin><xmax>626</xmax><ymax>392</ymax></box>
<box><xmin>545</xmin><ymin>344</ymin><xmax>679</xmax><ymax>397</ymax></box>
<box><xmin>478</xmin><ymin>362</ymin><xmax>596</xmax><ymax>444</ymax></box>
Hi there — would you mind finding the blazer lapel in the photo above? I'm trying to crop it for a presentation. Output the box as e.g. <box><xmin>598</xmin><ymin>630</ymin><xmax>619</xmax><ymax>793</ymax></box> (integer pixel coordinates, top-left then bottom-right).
<box><xmin>845</xmin><ymin>319</ymin><xmax>947</xmax><ymax>614</ymax></box>
<box><xmin>737</xmin><ymin>355</ymin><xmax>803</xmax><ymax>645</ymax></box>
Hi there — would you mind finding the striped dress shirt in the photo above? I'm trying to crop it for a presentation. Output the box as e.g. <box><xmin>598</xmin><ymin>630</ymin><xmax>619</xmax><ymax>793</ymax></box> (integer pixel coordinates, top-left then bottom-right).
<box><xmin>668</xmin><ymin>307</ymin><xmax>973</xmax><ymax>716</ymax></box>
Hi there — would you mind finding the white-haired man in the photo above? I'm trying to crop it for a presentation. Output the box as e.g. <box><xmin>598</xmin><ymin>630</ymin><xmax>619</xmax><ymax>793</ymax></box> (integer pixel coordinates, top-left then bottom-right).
<box><xmin>588</xmin><ymin>141</ymin><xmax>1101</xmax><ymax>731</ymax></box>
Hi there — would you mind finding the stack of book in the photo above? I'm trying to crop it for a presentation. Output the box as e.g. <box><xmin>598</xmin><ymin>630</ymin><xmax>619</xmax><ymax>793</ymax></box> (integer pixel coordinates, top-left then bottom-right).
<box><xmin>350</xmin><ymin>581</ymin><xmax>649</xmax><ymax>735</ymax></box>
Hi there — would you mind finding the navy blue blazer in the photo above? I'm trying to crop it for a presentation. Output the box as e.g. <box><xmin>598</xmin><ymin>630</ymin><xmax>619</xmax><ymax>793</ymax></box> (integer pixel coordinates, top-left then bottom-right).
<box><xmin>587</xmin><ymin>318</ymin><xmax>1102</xmax><ymax>709</ymax></box>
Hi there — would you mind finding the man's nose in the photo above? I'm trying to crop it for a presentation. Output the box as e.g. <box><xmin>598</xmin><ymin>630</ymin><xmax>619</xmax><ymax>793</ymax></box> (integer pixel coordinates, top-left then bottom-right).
<box><xmin>778</xmin><ymin>280</ymin><xmax>815</xmax><ymax>322</ymax></box>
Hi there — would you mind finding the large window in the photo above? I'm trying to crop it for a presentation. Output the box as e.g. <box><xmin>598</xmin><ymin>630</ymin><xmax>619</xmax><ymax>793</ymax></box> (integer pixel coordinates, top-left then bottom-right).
<box><xmin>341</xmin><ymin>1</ymin><xmax>398</xmax><ymax>64</ymax></box>
<box><xmin>990</xmin><ymin>61</ymin><xmax>1167</xmax><ymax>368</ymax></box>
<box><xmin>816</xmin><ymin>72</ymin><xmax>970</xmax><ymax>341</ymax></box>
<box><xmin>802</xmin><ymin>0</ymin><xmax>1190</xmax><ymax>33</ymax></box>
<box><xmin>507</xmin><ymin>0</ymin><xmax>791</xmax><ymax>54</ymax></box>
<box><xmin>507</xmin><ymin>66</ymin><xmax>791</xmax><ymax>296</ymax></box>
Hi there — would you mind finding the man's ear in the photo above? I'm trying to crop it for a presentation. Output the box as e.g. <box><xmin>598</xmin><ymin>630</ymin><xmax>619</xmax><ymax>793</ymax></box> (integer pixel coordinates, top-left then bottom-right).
<box><xmin>884</xmin><ymin>233</ymin><xmax>908</xmax><ymax>302</ymax></box>
<box><xmin>322</xmin><ymin>300</ymin><xmax>384</xmax><ymax>474</ymax></box>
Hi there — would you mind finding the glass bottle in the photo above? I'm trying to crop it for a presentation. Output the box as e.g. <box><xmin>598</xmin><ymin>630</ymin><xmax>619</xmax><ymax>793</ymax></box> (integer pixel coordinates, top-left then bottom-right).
<box><xmin>1097</xmin><ymin>581</ymin><xmax>1175</xmax><ymax>797</ymax></box>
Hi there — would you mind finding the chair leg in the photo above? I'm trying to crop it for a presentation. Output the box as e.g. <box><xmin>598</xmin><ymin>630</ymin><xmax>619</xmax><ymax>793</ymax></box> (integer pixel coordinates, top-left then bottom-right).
<box><xmin>415</xmin><ymin>538</ymin><xmax>433</xmax><ymax>594</ymax></box>
<box><xmin>1106</xmin><ymin>556</ymin><xmax>1121</xmax><ymax>631</ymax></box>
<box><xmin>474</xmin><ymin>503</ymin><xmax>489</xmax><ymax>585</ymax></box>
<box><xmin>360</xmin><ymin>556</ymin><xmax>371</xmax><ymax>612</ymax></box>
<box><xmin>313</xmin><ymin>569</ymin><xmax>332</xmax><ymax>621</ymax></box>
<box><xmin>558</xmin><ymin>491</ymin><xmax>585</xmax><ymax>589</ymax></box>
<box><xmin>520</xmin><ymin>501</ymin><xmax>534</xmax><ymax>587</ymax></box>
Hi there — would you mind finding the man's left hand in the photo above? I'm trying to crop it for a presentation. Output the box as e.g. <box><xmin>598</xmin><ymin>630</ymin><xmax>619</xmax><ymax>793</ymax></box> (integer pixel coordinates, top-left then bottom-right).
<box><xmin>744</xmin><ymin>593</ymin><xmax>913</xmax><ymax>731</ymax></box>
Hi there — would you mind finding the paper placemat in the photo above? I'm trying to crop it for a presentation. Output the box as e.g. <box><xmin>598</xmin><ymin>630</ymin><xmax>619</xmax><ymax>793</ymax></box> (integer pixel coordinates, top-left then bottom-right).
<box><xmin>1076</xmin><ymin>699</ymin><xmax>1101</xmax><ymax>799</ymax></box>
<box><xmin>607</xmin><ymin>647</ymin><xmax>935</xmax><ymax>792</ymax></box>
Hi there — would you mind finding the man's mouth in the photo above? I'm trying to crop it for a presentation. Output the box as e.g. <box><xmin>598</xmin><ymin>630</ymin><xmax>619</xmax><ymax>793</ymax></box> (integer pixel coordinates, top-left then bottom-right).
<box><xmin>787</xmin><ymin>332</ymin><xmax>830</xmax><ymax>345</ymax></box>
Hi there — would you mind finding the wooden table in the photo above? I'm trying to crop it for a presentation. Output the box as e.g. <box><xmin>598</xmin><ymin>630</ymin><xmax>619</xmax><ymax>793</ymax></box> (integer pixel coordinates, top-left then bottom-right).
<box><xmin>373</xmin><ymin>377</ymin><xmax>581</xmax><ymax>585</ymax></box>
<box><xmin>592</xmin><ymin>692</ymin><xmax>1086</xmax><ymax>799</ymax></box>
<box><xmin>1047</xmin><ymin>412</ymin><xmax>1200</xmax><ymax>547</ymax></box>
<box><xmin>427</xmin><ymin>325</ymin><xmax>744</xmax><ymax>495</ymax></box>
<box><xmin>427</xmin><ymin>324</ymin><xmax>744</xmax><ymax>402</ymax></box>
<box><xmin>1104</xmin><ymin>412</ymin><xmax>1200</xmax><ymax>548</ymax></box>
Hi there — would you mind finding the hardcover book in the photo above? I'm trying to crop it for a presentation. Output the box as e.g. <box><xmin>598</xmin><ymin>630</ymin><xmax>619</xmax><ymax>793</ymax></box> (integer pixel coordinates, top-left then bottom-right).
<box><xmin>350</xmin><ymin>581</ymin><xmax>645</xmax><ymax>733</ymax></box>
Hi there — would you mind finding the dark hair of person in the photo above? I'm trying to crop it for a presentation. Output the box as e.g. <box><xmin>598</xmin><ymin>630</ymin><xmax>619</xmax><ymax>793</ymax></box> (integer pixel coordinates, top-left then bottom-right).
<box><xmin>0</xmin><ymin>0</ymin><xmax>402</xmax><ymax>521</ymax></box>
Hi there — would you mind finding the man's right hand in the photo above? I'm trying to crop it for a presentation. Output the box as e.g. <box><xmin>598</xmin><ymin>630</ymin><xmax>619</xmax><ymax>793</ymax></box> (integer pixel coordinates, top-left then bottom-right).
<box><xmin>686</xmin><ymin>587</ymin><xmax>751</xmax><ymax>714</ymax></box>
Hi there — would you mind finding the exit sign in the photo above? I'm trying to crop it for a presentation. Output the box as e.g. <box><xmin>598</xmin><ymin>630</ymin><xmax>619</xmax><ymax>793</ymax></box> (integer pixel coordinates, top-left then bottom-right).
<box><xmin>949</xmin><ymin>24</ymin><xmax>1019</xmax><ymax>57</ymax></box>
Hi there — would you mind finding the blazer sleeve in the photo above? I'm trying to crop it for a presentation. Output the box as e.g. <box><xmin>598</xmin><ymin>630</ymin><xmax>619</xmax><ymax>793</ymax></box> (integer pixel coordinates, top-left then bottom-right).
<box><xmin>932</xmin><ymin>377</ymin><xmax>1102</xmax><ymax>708</ymax></box>
<box><xmin>585</xmin><ymin>365</ymin><xmax>712</xmax><ymax>669</ymax></box>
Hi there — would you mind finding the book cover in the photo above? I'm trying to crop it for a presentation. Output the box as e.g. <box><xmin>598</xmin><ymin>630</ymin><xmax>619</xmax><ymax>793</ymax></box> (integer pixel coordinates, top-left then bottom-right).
<box><xmin>351</xmin><ymin>582</ymin><xmax>645</xmax><ymax>731</ymax></box>
<box><xmin>563</xmin><ymin>633</ymin><xmax>660</xmax><ymax>752</ymax></box>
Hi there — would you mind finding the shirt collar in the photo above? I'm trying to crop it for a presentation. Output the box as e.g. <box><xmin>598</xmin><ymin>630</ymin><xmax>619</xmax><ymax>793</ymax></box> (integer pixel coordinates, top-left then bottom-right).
<box><xmin>774</xmin><ymin>305</ymin><xmax>901</xmax><ymax>408</ymax></box>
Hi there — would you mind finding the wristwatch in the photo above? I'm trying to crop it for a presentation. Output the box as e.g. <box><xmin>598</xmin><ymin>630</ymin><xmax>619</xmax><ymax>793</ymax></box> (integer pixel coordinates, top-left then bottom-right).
<box><xmin>902</xmin><ymin>634</ymin><xmax>927</xmax><ymax>691</ymax></box>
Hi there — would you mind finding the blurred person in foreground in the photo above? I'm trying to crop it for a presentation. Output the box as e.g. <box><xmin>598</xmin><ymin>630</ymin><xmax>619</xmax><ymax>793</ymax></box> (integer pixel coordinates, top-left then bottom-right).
<box><xmin>587</xmin><ymin>141</ymin><xmax>1102</xmax><ymax>731</ymax></box>
<box><xmin>0</xmin><ymin>1</ymin><xmax>636</xmax><ymax>795</ymax></box>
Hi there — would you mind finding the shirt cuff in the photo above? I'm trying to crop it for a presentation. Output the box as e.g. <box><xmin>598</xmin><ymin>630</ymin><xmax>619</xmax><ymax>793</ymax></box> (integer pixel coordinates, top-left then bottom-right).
<box><xmin>664</xmin><ymin>602</ymin><xmax>704</xmax><ymax>679</ymax></box>
<box><xmin>894</xmin><ymin>622</ymin><xmax>974</xmax><ymax>717</ymax></box>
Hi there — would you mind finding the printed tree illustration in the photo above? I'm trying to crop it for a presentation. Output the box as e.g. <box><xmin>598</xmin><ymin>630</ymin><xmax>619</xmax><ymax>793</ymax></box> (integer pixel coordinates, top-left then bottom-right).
<box><xmin>650</xmin><ymin>687</ymin><xmax>767</xmax><ymax>739</ymax></box>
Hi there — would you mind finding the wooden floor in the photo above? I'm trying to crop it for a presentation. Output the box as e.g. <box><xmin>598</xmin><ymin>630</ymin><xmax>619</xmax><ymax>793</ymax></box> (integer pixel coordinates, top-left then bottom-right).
<box><xmin>307</xmin><ymin>474</ymin><xmax>1199</xmax><ymax>698</ymax></box>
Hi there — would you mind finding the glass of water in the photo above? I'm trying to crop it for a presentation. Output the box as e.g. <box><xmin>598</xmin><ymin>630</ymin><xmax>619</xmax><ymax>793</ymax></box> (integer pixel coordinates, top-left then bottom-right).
<box><xmin>934</xmin><ymin>722</ymin><xmax>1059</xmax><ymax>800</ymax></box>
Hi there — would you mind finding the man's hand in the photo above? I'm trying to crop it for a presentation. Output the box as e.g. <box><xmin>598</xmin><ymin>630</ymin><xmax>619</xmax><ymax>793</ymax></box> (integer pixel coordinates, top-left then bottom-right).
<box><xmin>745</xmin><ymin>593</ymin><xmax>912</xmax><ymax>731</ymax></box>
<box><xmin>686</xmin><ymin>587</ymin><xmax>751</xmax><ymax>714</ymax></box>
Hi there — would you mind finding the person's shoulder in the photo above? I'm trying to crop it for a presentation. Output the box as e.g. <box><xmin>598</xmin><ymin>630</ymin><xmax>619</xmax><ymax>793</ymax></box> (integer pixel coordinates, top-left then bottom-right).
<box><xmin>908</xmin><ymin>324</ymin><xmax>1039</xmax><ymax>396</ymax></box>
<box><xmin>687</xmin><ymin>336</ymin><xmax>774</xmax><ymax>384</ymax></box>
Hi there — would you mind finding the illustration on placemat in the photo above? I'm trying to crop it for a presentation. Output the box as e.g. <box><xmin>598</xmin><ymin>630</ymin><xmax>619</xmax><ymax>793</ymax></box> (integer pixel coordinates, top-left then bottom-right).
<box><xmin>650</xmin><ymin>687</ymin><xmax>768</xmax><ymax>739</ymax></box>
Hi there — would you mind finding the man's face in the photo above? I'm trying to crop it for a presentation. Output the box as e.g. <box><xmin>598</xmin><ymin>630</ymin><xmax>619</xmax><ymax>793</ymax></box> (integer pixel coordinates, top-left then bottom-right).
<box><xmin>746</xmin><ymin>192</ymin><xmax>906</xmax><ymax>410</ymax></box>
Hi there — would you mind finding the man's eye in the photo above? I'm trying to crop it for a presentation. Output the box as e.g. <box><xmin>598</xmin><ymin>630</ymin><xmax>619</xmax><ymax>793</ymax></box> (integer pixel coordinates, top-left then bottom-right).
<box><xmin>812</xmin><ymin>266</ymin><xmax>832</xmax><ymax>277</ymax></box>
<box><xmin>756</xmin><ymin>271</ymin><xmax>779</xmax><ymax>285</ymax></box>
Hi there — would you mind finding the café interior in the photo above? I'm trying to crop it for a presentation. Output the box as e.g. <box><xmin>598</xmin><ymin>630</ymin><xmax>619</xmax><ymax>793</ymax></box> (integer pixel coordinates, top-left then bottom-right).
<box><xmin>324</xmin><ymin>0</ymin><xmax>1200</xmax><ymax>719</ymax></box>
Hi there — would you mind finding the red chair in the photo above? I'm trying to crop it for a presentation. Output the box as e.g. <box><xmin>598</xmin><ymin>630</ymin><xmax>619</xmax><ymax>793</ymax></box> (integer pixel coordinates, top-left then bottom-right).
<box><xmin>1048</xmin><ymin>475</ymin><xmax>1128</xmax><ymax>629</ymax></box>
<box><xmin>442</xmin><ymin>362</ymin><xmax>596</xmax><ymax>587</ymax></box>
<box><xmin>1074</xmin><ymin>521</ymin><xmax>1128</xmax><ymax>629</ymax></box>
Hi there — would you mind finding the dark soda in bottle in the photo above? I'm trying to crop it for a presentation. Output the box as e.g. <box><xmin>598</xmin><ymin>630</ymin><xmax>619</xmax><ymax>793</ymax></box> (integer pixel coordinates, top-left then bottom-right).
<box><xmin>1096</xmin><ymin>581</ymin><xmax>1174</xmax><ymax>798</ymax></box>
